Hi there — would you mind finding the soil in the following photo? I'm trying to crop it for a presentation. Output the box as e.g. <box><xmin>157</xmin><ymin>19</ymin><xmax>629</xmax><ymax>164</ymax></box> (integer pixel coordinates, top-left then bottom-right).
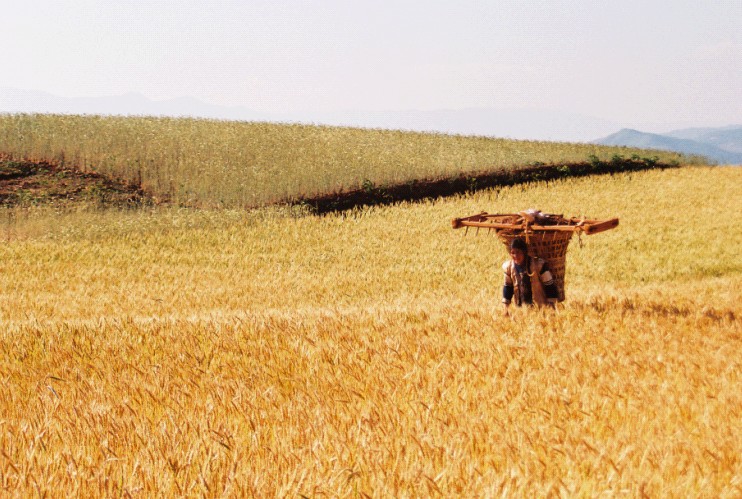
<box><xmin>295</xmin><ymin>160</ymin><xmax>678</xmax><ymax>214</ymax></box>
<box><xmin>0</xmin><ymin>158</ymin><xmax>152</xmax><ymax>207</ymax></box>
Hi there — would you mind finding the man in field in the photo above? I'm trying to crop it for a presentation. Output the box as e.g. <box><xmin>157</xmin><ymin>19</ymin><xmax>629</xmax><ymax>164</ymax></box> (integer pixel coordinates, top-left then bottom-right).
<box><xmin>502</xmin><ymin>238</ymin><xmax>559</xmax><ymax>315</ymax></box>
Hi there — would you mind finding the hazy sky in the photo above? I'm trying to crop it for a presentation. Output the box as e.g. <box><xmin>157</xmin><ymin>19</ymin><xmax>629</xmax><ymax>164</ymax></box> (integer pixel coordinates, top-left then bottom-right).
<box><xmin>2</xmin><ymin>0</ymin><xmax>741</xmax><ymax>129</ymax></box>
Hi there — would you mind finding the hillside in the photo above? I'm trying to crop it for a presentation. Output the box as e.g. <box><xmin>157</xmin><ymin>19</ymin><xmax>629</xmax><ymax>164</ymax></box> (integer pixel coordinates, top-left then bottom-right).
<box><xmin>0</xmin><ymin>114</ymin><xmax>697</xmax><ymax>209</ymax></box>
<box><xmin>594</xmin><ymin>127</ymin><xmax>742</xmax><ymax>165</ymax></box>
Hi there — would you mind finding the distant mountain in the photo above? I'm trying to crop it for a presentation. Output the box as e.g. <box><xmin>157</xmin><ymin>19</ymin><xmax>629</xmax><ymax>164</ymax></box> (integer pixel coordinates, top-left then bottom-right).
<box><xmin>4</xmin><ymin>87</ymin><xmax>737</xmax><ymax>147</ymax></box>
<box><xmin>663</xmin><ymin>125</ymin><xmax>742</xmax><ymax>154</ymax></box>
<box><xmin>301</xmin><ymin>108</ymin><xmax>622</xmax><ymax>143</ymax></box>
<box><xmin>0</xmin><ymin>88</ymin><xmax>270</xmax><ymax>122</ymax></box>
<box><xmin>1</xmin><ymin>88</ymin><xmax>621</xmax><ymax>142</ymax></box>
<box><xmin>593</xmin><ymin>127</ymin><xmax>742</xmax><ymax>165</ymax></box>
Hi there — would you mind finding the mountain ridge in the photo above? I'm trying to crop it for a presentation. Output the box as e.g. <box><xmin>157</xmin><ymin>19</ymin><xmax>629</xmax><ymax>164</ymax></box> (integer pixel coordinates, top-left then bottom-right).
<box><xmin>593</xmin><ymin>127</ymin><xmax>742</xmax><ymax>165</ymax></box>
<box><xmin>0</xmin><ymin>87</ymin><xmax>621</xmax><ymax>142</ymax></box>
<box><xmin>3</xmin><ymin>88</ymin><xmax>740</xmax><ymax>153</ymax></box>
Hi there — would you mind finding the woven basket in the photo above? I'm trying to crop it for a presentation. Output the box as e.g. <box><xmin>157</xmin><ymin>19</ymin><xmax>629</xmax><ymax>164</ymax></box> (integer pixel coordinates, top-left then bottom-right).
<box><xmin>497</xmin><ymin>229</ymin><xmax>574</xmax><ymax>302</ymax></box>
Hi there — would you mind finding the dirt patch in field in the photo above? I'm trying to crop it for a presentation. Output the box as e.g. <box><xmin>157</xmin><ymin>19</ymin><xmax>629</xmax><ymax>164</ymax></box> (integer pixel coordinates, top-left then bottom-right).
<box><xmin>0</xmin><ymin>158</ymin><xmax>154</xmax><ymax>207</ymax></box>
<box><xmin>294</xmin><ymin>159</ymin><xmax>679</xmax><ymax>214</ymax></box>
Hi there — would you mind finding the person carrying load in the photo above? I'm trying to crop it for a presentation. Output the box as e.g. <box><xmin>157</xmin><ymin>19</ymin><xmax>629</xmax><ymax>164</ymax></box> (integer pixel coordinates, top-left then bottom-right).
<box><xmin>502</xmin><ymin>237</ymin><xmax>558</xmax><ymax>315</ymax></box>
<box><xmin>451</xmin><ymin>209</ymin><xmax>619</xmax><ymax>314</ymax></box>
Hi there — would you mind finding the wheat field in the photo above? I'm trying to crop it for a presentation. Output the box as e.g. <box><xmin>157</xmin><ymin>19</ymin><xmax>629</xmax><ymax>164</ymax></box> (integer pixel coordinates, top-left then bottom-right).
<box><xmin>0</xmin><ymin>113</ymin><xmax>694</xmax><ymax>208</ymax></box>
<box><xmin>1</xmin><ymin>167</ymin><xmax>740</xmax><ymax>496</ymax></box>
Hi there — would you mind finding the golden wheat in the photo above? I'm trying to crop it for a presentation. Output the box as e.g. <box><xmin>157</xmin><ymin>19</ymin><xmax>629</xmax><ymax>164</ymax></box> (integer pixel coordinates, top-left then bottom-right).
<box><xmin>0</xmin><ymin>167</ymin><xmax>740</xmax><ymax>496</ymax></box>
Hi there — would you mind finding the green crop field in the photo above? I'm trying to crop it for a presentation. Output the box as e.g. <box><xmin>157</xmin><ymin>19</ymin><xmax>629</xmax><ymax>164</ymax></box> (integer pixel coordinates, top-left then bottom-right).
<box><xmin>0</xmin><ymin>113</ymin><xmax>698</xmax><ymax>208</ymax></box>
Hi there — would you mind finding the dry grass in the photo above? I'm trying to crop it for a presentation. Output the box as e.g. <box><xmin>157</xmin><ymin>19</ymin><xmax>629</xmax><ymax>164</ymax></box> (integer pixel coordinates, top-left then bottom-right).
<box><xmin>0</xmin><ymin>113</ymin><xmax>695</xmax><ymax>208</ymax></box>
<box><xmin>0</xmin><ymin>167</ymin><xmax>740</xmax><ymax>496</ymax></box>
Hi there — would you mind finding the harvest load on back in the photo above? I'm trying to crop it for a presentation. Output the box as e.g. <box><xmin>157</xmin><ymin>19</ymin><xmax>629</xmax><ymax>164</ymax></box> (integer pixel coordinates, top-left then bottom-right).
<box><xmin>452</xmin><ymin>209</ymin><xmax>618</xmax><ymax>311</ymax></box>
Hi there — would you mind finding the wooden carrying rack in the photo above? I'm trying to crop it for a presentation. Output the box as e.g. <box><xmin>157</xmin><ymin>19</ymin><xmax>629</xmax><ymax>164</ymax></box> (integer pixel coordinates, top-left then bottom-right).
<box><xmin>451</xmin><ymin>212</ymin><xmax>618</xmax><ymax>235</ymax></box>
<box><xmin>451</xmin><ymin>211</ymin><xmax>619</xmax><ymax>301</ymax></box>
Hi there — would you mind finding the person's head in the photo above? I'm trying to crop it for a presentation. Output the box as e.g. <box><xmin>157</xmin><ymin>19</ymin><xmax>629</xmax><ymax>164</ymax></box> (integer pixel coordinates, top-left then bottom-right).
<box><xmin>509</xmin><ymin>238</ymin><xmax>528</xmax><ymax>265</ymax></box>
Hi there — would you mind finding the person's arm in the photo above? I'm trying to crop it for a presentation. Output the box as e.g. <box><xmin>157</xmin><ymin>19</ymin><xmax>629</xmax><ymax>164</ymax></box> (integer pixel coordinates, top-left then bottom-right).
<box><xmin>502</xmin><ymin>262</ymin><xmax>514</xmax><ymax>315</ymax></box>
<box><xmin>539</xmin><ymin>261</ymin><xmax>559</xmax><ymax>307</ymax></box>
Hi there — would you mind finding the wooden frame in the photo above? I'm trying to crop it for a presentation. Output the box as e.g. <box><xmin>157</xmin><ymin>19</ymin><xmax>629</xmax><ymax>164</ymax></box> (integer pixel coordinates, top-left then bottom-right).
<box><xmin>451</xmin><ymin>212</ymin><xmax>619</xmax><ymax>235</ymax></box>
